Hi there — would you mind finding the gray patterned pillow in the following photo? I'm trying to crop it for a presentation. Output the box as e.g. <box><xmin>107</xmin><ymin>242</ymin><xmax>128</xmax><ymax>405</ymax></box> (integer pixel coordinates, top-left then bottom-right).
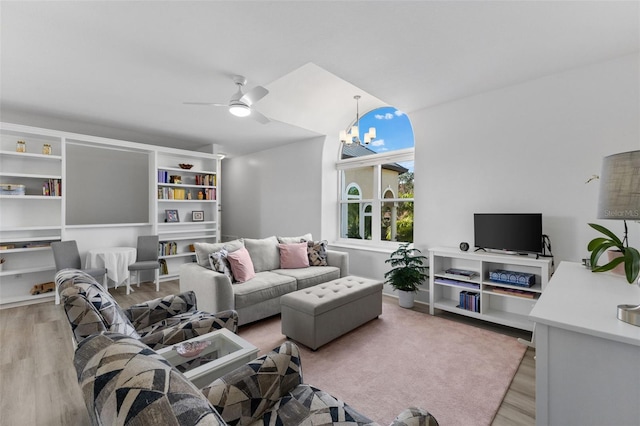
<box><xmin>208</xmin><ymin>247</ymin><xmax>234</xmax><ymax>280</ymax></box>
<box><xmin>194</xmin><ymin>239</ymin><xmax>244</xmax><ymax>268</ymax></box>
<box><xmin>306</xmin><ymin>240</ymin><xmax>328</xmax><ymax>266</ymax></box>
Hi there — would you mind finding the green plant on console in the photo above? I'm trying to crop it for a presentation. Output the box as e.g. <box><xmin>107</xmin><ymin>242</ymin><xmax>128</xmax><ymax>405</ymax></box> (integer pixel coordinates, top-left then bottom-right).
<box><xmin>384</xmin><ymin>243</ymin><xmax>429</xmax><ymax>292</ymax></box>
<box><xmin>587</xmin><ymin>223</ymin><xmax>640</xmax><ymax>284</ymax></box>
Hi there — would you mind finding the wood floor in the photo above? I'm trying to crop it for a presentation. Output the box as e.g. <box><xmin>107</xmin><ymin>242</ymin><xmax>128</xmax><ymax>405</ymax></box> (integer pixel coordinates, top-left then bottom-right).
<box><xmin>0</xmin><ymin>281</ymin><xmax>535</xmax><ymax>425</ymax></box>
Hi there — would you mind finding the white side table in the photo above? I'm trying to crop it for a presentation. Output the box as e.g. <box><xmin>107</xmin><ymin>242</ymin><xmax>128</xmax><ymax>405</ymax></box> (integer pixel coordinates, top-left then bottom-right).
<box><xmin>85</xmin><ymin>247</ymin><xmax>137</xmax><ymax>289</ymax></box>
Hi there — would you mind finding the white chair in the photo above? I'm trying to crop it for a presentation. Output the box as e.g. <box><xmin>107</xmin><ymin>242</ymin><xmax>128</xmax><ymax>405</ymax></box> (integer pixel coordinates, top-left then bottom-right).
<box><xmin>127</xmin><ymin>235</ymin><xmax>160</xmax><ymax>294</ymax></box>
<box><xmin>52</xmin><ymin>240</ymin><xmax>107</xmax><ymax>304</ymax></box>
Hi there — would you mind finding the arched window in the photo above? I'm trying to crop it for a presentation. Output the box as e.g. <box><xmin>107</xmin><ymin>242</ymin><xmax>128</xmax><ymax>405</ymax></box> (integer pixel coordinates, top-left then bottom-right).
<box><xmin>338</xmin><ymin>106</ymin><xmax>415</xmax><ymax>244</ymax></box>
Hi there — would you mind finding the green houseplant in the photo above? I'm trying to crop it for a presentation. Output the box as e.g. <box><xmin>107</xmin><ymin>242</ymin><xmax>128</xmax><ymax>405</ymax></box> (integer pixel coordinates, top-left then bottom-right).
<box><xmin>587</xmin><ymin>223</ymin><xmax>640</xmax><ymax>284</ymax></box>
<box><xmin>384</xmin><ymin>243</ymin><xmax>429</xmax><ymax>308</ymax></box>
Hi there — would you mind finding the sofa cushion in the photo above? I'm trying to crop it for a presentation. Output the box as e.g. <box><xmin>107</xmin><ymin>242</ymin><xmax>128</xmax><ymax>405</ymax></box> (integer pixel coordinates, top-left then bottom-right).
<box><xmin>278</xmin><ymin>242</ymin><xmax>310</xmax><ymax>269</ymax></box>
<box><xmin>227</xmin><ymin>247</ymin><xmax>256</xmax><ymax>283</ymax></box>
<box><xmin>277</xmin><ymin>233</ymin><xmax>313</xmax><ymax>244</ymax></box>
<box><xmin>232</xmin><ymin>271</ymin><xmax>296</xmax><ymax>309</ymax></box>
<box><xmin>272</xmin><ymin>266</ymin><xmax>341</xmax><ymax>290</ymax></box>
<box><xmin>263</xmin><ymin>384</ymin><xmax>376</xmax><ymax>426</ymax></box>
<box><xmin>58</xmin><ymin>269</ymin><xmax>141</xmax><ymax>340</ymax></box>
<box><xmin>209</xmin><ymin>247</ymin><xmax>233</xmax><ymax>280</ymax></box>
<box><xmin>202</xmin><ymin>341</ymin><xmax>302</xmax><ymax>426</ymax></box>
<box><xmin>75</xmin><ymin>333</ymin><xmax>224</xmax><ymax>426</ymax></box>
<box><xmin>306</xmin><ymin>240</ymin><xmax>328</xmax><ymax>266</ymax></box>
<box><xmin>194</xmin><ymin>239</ymin><xmax>244</xmax><ymax>269</ymax></box>
<box><xmin>243</xmin><ymin>236</ymin><xmax>280</xmax><ymax>272</ymax></box>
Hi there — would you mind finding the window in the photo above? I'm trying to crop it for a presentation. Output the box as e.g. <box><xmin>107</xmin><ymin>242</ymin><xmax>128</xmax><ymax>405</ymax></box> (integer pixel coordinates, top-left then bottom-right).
<box><xmin>338</xmin><ymin>106</ymin><xmax>415</xmax><ymax>244</ymax></box>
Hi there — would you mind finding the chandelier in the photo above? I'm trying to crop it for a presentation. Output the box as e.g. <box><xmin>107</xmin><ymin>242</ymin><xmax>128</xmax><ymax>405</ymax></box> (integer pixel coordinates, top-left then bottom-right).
<box><xmin>340</xmin><ymin>95</ymin><xmax>376</xmax><ymax>145</ymax></box>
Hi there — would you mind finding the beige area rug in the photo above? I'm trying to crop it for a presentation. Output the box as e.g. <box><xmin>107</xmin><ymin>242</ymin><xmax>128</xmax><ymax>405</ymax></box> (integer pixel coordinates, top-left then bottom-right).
<box><xmin>238</xmin><ymin>299</ymin><xmax>526</xmax><ymax>426</ymax></box>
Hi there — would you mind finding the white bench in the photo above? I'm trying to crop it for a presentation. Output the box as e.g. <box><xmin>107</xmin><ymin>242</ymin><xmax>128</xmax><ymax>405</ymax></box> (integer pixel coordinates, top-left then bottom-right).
<box><xmin>280</xmin><ymin>276</ymin><xmax>383</xmax><ymax>350</ymax></box>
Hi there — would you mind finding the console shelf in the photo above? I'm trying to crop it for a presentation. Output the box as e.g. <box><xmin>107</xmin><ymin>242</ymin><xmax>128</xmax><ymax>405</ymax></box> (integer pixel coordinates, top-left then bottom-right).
<box><xmin>429</xmin><ymin>246</ymin><xmax>552</xmax><ymax>332</ymax></box>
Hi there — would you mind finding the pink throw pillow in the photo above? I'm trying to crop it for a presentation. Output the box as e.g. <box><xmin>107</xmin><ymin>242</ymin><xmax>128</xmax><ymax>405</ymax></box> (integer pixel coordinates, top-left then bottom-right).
<box><xmin>278</xmin><ymin>243</ymin><xmax>310</xmax><ymax>269</ymax></box>
<box><xmin>226</xmin><ymin>247</ymin><xmax>256</xmax><ymax>283</ymax></box>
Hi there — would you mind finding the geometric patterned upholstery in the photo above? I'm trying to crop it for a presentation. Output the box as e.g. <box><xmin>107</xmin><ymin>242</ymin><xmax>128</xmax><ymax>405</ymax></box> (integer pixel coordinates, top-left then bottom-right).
<box><xmin>74</xmin><ymin>332</ymin><xmax>226</xmax><ymax>426</ymax></box>
<box><xmin>75</xmin><ymin>336</ymin><xmax>439</xmax><ymax>426</ymax></box>
<box><xmin>390</xmin><ymin>407</ymin><xmax>439</xmax><ymax>426</ymax></box>
<box><xmin>201</xmin><ymin>341</ymin><xmax>304</xmax><ymax>425</ymax></box>
<box><xmin>57</xmin><ymin>268</ymin><xmax>140</xmax><ymax>340</ymax></box>
<box><xmin>57</xmin><ymin>268</ymin><xmax>239</xmax><ymax>349</ymax></box>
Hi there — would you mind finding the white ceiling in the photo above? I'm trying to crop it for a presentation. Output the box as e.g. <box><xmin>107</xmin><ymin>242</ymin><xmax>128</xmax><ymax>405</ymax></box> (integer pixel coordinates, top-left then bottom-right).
<box><xmin>1</xmin><ymin>1</ymin><xmax>638</xmax><ymax>157</ymax></box>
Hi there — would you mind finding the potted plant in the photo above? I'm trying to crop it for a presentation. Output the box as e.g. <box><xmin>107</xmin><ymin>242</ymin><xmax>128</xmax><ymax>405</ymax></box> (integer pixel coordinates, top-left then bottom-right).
<box><xmin>384</xmin><ymin>243</ymin><xmax>429</xmax><ymax>308</ymax></box>
<box><xmin>587</xmin><ymin>223</ymin><xmax>640</xmax><ymax>284</ymax></box>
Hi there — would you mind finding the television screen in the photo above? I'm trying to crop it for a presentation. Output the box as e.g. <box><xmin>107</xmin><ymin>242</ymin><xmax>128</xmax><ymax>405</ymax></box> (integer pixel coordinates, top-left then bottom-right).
<box><xmin>474</xmin><ymin>213</ymin><xmax>543</xmax><ymax>254</ymax></box>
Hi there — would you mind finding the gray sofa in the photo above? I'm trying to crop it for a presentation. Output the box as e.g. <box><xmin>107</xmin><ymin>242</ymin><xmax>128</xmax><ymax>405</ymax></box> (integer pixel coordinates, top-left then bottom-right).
<box><xmin>180</xmin><ymin>235</ymin><xmax>349</xmax><ymax>326</ymax></box>
<box><xmin>75</xmin><ymin>332</ymin><xmax>439</xmax><ymax>426</ymax></box>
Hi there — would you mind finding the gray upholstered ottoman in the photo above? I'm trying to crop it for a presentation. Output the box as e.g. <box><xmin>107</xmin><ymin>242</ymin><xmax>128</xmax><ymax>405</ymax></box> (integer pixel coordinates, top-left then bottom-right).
<box><xmin>280</xmin><ymin>276</ymin><xmax>383</xmax><ymax>350</ymax></box>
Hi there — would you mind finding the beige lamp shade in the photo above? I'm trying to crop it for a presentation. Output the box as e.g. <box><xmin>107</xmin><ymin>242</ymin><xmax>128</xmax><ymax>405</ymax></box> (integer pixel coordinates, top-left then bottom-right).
<box><xmin>597</xmin><ymin>150</ymin><xmax>640</xmax><ymax>220</ymax></box>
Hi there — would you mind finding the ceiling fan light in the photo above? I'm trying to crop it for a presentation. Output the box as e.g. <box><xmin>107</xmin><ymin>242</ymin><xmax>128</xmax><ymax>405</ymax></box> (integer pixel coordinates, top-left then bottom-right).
<box><xmin>229</xmin><ymin>104</ymin><xmax>250</xmax><ymax>117</ymax></box>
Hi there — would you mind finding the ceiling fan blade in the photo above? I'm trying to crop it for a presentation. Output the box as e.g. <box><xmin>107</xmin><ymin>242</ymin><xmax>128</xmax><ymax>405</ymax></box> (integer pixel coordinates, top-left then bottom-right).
<box><xmin>250</xmin><ymin>109</ymin><xmax>270</xmax><ymax>124</ymax></box>
<box><xmin>183</xmin><ymin>102</ymin><xmax>227</xmax><ymax>107</ymax></box>
<box><xmin>240</xmin><ymin>86</ymin><xmax>269</xmax><ymax>106</ymax></box>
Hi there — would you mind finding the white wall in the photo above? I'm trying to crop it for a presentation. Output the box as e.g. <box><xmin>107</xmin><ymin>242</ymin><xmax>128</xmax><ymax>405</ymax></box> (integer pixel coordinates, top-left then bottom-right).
<box><xmin>412</xmin><ymin>53</ymin><xmax>639</xmax><ymax>263</ymax></box>
<box><xmin>319</xmin><ymin>54</ymin><xmax>640</xmax><ymax>286</ymax></box>
<box><xmin>222</xmin><ymin>136</ymin><xmax>325</xmax><ymax>240</ymax></box>
<box><xmin>222</xmin><ymin>54</ymin><xmax>639</xmax><ymax>285</ymax></box>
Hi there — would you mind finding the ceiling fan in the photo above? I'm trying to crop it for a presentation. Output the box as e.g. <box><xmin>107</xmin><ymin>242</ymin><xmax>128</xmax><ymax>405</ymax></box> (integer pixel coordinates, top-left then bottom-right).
<box><xmin>184</xmin><ymin>75</ymin><xmax>270</xmax><ymax>124</ymax></box>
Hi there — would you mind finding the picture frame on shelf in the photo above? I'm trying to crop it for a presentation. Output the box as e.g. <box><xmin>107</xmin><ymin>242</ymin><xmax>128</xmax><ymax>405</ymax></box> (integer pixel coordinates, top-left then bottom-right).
<box><xmin>191</xmin><ymin>210</ymin><xmax>204</xmax><ymax>222</ymax></box>
<box><xmin>165</xmin><ymin>209</ymin><xmax>179</xmax><ymax>223</ymax></box>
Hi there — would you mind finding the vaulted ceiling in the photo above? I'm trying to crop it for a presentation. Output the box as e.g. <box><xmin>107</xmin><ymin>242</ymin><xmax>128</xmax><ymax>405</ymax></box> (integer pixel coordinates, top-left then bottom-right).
<box><xmin>1</xmin><ymin>1</ymin><xmax>638</xmax><ymax>157</ymax></box>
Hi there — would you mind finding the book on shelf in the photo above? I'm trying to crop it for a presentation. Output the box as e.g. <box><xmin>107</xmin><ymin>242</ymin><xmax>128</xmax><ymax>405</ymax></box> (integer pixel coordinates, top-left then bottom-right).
<box><xmin>159</xmin><ymin>259</ymin><xmax>168</xmax><ymax>275</ymax></box>
<box><xmin>490</xmin><ymin>286</ymin><xmax>537</xmax><ymax>299</ymax></box>
<box><xmin>458</xmin><ymin>290</ymin><xmax>480</xmax><ymax>313</ymax></box>
<box><xmin>195</xmin><ymin>174</ymin><xmax>216</xmax><ymax>186</ymax></box>
<box><xmin>445</xmin><ymin>268</ymin><xmax>478</xmax><ymax>278</ymax></box>
<box><xmin>158</xmin><ymin>187</ymin><xmax>190</xmax><ymax>200</ymax></box>
<box><xmin>434</xmin><ymin>277</ymin><xmax>480</xmax><ymax>289</ymax></box>
<box><xmin>158</xmin><ymin>170</ymin><xmax>169</xmax><ymax>183</ymax></box>
<box><xmin>159</xmin><ymin>241</ymin><xmax>178</xmax><ymax>256</ymax></box>
<box><xmin>42</xmin><ymin>179</ymin><xmax>61</xmax><ymax>196</ymax></box>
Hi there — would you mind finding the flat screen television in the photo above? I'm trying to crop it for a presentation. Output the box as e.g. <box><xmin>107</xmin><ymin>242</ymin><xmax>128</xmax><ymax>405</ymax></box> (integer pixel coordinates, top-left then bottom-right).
<box><xmin>474</xmin><ymin>213</ymin><xmax>543</xmax><ymax>254</ymax></box>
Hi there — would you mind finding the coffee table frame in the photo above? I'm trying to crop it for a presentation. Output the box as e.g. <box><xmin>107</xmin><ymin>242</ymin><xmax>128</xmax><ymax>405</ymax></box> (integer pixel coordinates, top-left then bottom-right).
<box><xmin>156</xmin><ymin>328</ymin><xmax>259</xmax><ymax>388</ymax></box>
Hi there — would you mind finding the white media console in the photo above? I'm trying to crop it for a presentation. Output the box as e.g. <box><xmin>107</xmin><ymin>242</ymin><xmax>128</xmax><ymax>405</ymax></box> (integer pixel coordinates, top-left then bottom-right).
<box><xmin>429</xmin><ymin>246</ymin><xmax>553</xmax><ymax>332</ymax></box>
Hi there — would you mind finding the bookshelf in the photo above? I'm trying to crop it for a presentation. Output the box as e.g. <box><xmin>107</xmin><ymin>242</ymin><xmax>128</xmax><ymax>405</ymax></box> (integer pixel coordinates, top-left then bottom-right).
<box><xmin>155</xmin><ymin>152</ymin><xmax>220</xmax><ymax>280</ymax></box>
<box><xmin>0</xmin><ymin>125</ymin><xmax>64</xmax><ymax>306</ymax></box>
<box><xmin>0</xmin><ymin>122</ymin><xmax>224</xmax><ymax>308</ymax></box>
<box><xmin>429</xmin><ymin>246</ymin><xmax>552</xmax><ymax>332</ymax></box>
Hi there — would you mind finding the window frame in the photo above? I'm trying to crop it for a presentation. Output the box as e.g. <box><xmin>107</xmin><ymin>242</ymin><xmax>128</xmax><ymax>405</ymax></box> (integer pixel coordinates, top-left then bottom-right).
<box><xmin>337</xmin><ymin>147</ymin><xmax>415</xmax><ymax>247</ymax></box>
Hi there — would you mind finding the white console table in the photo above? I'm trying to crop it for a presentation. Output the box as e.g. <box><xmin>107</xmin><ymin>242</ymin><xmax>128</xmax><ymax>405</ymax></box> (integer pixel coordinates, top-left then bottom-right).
<box><xmin>529</xmin><ymin>261</ymin><xmax>640</xmax><ymax>426</ymax></box>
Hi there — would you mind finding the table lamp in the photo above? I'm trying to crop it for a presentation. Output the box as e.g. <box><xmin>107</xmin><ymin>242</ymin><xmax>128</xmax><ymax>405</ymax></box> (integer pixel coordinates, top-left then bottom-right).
<box><xmin>597</xmin><ymin>150</ymin><xmax>640</xmax><ymax>326</ymax></box>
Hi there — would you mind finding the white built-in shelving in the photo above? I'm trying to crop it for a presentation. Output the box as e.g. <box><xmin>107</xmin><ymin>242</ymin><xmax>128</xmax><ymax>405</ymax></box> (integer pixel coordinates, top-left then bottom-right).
<box><xmin>0</xmin><ymin>125</ymin><xmax>64</xmax><ymax>306</ymax></box>
<box><xmin>0</xmin><ymin>122</ymin><xmax>223</xmax><ymax>308</ymax></box>
<box><xmin>155</xmin><ymin>152</ymin><xmax>220</xmax><ymax>281</ymax></box>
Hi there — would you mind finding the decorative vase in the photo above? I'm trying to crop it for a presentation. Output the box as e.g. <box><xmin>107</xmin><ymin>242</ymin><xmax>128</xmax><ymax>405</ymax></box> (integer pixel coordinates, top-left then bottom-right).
<box><xmin>397</xmin><ymin>290</ymin><xmax>415</xmax><ymax>309</ymax></box>
<box><xmin>607</xmin><ymin>250</ymin><xmax>625</xmax><ymax>276</ymax></box>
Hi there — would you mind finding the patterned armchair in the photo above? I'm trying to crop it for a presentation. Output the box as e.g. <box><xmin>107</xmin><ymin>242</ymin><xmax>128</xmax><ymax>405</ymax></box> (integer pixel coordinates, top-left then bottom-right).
<box><xmin>74</xmin><ymin>332</ymin><xmax>439</xmax><ymax>426</ymax></box>
<box><xmin>57</xmin><ymin>268</ymin><xmax>238</xmax><ymax>349</ymax></box>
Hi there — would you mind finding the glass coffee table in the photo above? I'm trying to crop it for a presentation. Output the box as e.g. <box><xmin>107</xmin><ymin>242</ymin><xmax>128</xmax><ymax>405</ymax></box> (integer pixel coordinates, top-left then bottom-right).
<box><xmin>156</xmin><ymin>328</ymin><xmax>259</xmax><ymax>389</ymax></box>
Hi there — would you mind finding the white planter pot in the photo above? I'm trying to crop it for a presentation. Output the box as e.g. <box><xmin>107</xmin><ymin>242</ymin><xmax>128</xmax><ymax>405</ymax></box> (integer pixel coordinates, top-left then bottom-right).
<box><xmin>397</xmin><ymin>290</ymin><xmax>415</xmax><ymax>309</ymax></box>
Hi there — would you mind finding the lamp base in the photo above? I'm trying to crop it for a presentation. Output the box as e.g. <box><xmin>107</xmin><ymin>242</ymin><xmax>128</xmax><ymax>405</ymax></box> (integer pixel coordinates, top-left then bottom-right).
<box><xmin>617</xmin><ymin>303</ymin><xmax>640</xmax><ymax>327</ymax></box>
